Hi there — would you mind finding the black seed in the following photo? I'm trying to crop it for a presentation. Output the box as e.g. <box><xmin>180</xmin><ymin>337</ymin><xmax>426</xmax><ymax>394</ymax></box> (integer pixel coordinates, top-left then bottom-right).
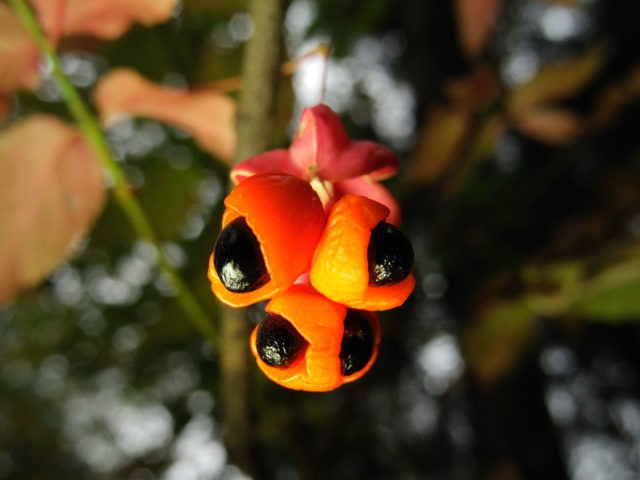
<box><xmin>340</xmin><ymin>310</ymin><xmax>375</xmax><ymax>376</ymax></box>
<box><xmin>367</xmin><ymin>222</ymin><xmax>414</xmax><ymax>286</ymax></box>
<box><xmin>213</xmin><ymin>217</ymin><xmax>270</xmax><ymax>292</ymax></box>
<box><xmin>256</xmin><ymin>315</ymin><xmax>307</xmax><ymax>368</ymax></box>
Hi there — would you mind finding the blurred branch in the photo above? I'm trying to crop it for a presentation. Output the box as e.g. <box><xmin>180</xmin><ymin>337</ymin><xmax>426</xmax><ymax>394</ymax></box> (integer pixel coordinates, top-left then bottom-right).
<box><xmin>212</xmin><ymin>42</ymin><xmax>330</xmax><ymax>92</ymax></box>
<box><xmin>8</xmin><ymin>0</ymin><xmax>216</xmax><ymax>343</ymax></box>
<box><xmin>220</xmin><ymin>0</ymin><xmax>289</xmax><ymax>476</ymax></box>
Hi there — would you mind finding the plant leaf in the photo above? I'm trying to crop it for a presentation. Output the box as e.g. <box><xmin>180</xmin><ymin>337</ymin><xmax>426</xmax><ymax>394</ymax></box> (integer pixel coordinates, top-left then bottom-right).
<box><xmin>463</xmin><ymin>300</ymin><xmax>538</xmax><ymax>388</ymax></box>
<box><xmin>30</xmin><ymin>0</ymin><xmax>179</xmax><ymax>43</ymax></box>
<box><xmin>573</xmin><ymin>276</ymin><xmax>640</xmax><ymax>320</ymax></box>
<box><xmin>406</xmin><ymin>105</ymin><xmax>471</xmax><ymax>185</ymax></box>
<box><xmin>508</xmin><ymin>46</ymin><xmax>604</xmax><ymax>113</ymax></box>
<box><xmin>0</xmin><ymin>95</ymin><xmax>12</xmax><ymax>122</ymax></box>
<box><xmin>0</xmin><ymin>115</ymin><xmax>106</xmax><ymax>305</ymax></box>
<box><xmin>94</xmin><ymin>68</ymin><xmax>236</xmax><ymax>163</ymax></box>
<box><xmin>0</xmin><ymin>2</ymin><xmax>41</xmax><ymax>93</ymax></box>
<box><xmin>455</xmin><ymin>0</ymin><xmax>504</xmax><ymax>60</ymax></box>
<box><xmin>510</xmin><ymin>107</ymin><xmax>584</xmax><ymax>146</ymax></box>
<box><xmin>570</xmin><ymin>259</ymin><xmax>640</xmax><ymax>321</ymax></box>
<box><xmin>523</xmin><ymin>248</ymin><xmax>640</xmax><ymax>322</ymax></box>
<box><xmin>506</xmin><ymin>47</ymin><xmax>604</xmax><ymax>145</ymax></box>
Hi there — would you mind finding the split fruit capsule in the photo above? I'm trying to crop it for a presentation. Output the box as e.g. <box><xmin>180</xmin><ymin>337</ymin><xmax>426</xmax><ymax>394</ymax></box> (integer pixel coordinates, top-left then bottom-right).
<box><xmin>310</xmin><ymin>194</ymin><xmax>415</xmax><ymax>310</ymax></box>
<box><xmin>250</xmin><ymin>285</ymin><xmax>380</xmax><ymax>392</ymax></box>
<box><xmin>208</xmin><ymin>172</ymin><xmax>326</xmax><ymax>307</ymax></box>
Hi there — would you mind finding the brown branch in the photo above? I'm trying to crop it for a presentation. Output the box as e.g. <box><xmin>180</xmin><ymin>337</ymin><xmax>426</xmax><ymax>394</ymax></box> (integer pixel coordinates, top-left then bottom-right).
<box><xmin>212</xmin><ymin>43</ymin><xmax>331</xmax><ymax>92</ymax></box>
<box><xmin>219</xmin><ymin>0</ymin><xmax>289</xmax><ymax>476</ymax></box>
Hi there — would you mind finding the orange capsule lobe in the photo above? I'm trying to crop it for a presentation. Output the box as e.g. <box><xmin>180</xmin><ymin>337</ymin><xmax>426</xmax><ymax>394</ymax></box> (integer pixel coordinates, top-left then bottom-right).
<box><xmin>250</xmin><ymin>285</ymin><xmax>380</xmax><ymax>392</ymax></box>
<box><xmin>310</xmin><ymin>194</ymin><xmax>415</xmax><ymax>310</ymax></box>
<box><xmin>208</xmin><ymin>172</ymin><xmax>326</xmax><ymax>307</ymax></box>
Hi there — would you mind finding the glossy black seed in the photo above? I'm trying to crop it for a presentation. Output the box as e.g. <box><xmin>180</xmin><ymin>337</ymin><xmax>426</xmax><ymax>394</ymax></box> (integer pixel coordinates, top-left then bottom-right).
<box><xmin>256</xmin><ymin>315</ymin><xmax>308</xmax><ymax>368</ymax></box>
<box><xmin>340</xmin><ymin>310</ymin><xmax>375</xmax><ymax>376</ymax></box>
<box><xmin>213</xmin><ymin>217</ymin><xmax>270</xmax><ymax>292</ymax></box>
<box><xmin>367</xmin><ymin>222</ymin><xmax>414</xmax><ymax>286</ymax></box>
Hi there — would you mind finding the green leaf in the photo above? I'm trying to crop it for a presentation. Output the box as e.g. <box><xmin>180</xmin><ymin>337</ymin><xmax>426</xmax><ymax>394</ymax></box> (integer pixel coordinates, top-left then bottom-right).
<box><xmin>572</xmin><ymin>267</ymin><xmax>640</xmax><ymax>321</ymax></box>
<box><xmin>463</xmin><ymin>300</ymin><xmax>538</xmax><ymax>387</ymax></box>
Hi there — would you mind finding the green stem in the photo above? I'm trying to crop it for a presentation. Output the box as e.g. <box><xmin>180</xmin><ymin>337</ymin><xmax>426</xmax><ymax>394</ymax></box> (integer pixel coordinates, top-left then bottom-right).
<box><xmin>9</xmin><ymin>0</ymin><xmax>216</xmax><ymax>343</ymax></box>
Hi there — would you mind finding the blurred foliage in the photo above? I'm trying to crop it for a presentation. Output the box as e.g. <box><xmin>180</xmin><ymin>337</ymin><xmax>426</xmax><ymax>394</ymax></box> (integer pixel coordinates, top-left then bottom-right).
<box><xmin>3</xmin><ymin>0</ymin><xmax>640</xmax><ymax>479</ymax></box>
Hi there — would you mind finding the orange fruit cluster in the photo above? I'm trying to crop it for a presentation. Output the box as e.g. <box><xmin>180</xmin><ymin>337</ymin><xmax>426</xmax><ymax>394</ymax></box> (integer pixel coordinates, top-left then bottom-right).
<box><xmin>208</xmin><ymin>105</ymin><xmax>415</xmax><ymax>392</ymax></box>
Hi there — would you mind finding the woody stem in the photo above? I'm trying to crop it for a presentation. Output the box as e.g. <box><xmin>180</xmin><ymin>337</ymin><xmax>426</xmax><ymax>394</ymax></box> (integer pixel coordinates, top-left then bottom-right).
<box><xmin>219</xmin><ymin>0</ymin><xmax>290</xmax><ymax>476</ymax></box>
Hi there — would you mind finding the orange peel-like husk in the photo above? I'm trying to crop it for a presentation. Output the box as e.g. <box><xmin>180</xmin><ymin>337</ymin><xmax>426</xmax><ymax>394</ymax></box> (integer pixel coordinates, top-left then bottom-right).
<box><xmin>208</xmin><ymin>172</ymin><xmax>326</xmax><ymax>307</ymax></box>
<box><xmin>310</xmin><ymin>194</ymin><xmax>415</xmax><ymax>310</ymax></box>
<box><xmin>250</xmin><ymin>285</ymin><xmax>380</xmax><ymax>392</ymax></box>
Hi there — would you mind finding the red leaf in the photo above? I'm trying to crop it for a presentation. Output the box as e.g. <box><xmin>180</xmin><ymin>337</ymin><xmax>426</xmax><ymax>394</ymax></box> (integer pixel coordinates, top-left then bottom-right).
<box><xmin>510</xmin><ymin>107</ymin><xmax>583</xmax><ymax>146</ymax></box>
<box><xmin>0</xmin><ymin>115</ymin><xmax>106</xmax><ymax>305</ymax></box>
<box><xmin>0</xmin><ymin>3</ymin><xmax>41</xmax><ymax>93</ymax></box>
<box><xmin>30</xmin><ymin>0</ymin><xmax>179</xmax><ymax>43</ymax></box>
<box><xmin>455</xmin><ymin>0</ymin><xmax>503</xmax><ymax>60</ymax></box>
<box><xmin>94</xmin><ymin>68</ymin><xmax>236</xmax><ymax>163</ymax></box>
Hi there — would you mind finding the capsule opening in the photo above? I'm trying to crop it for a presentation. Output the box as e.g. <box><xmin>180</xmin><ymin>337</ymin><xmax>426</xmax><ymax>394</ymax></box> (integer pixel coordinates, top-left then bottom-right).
<box><xmin>367</xmin><ymin>221</ymin><xmax>414</xmax><ymax>287</ymax></box>
<box><xmin>256</xmin><ymin>314</ymin><xmax>308</xmax><ymax>369</ymax></box>
<box><xmin>213</xmin><ymin>217</ymin><xmax>270</xmax><ymax>293</ymax></box>
<box><xmin>340</xmin><ymin>310</ymin><xmax>376</xmax><ymax>376</ymax></box>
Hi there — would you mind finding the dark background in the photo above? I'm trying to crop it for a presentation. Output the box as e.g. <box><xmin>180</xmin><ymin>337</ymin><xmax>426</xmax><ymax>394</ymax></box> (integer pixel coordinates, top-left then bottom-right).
<box><xmin>2</xmin><ymin>0</ymin><xmax>640</xmax><ymax>478</ymax></box>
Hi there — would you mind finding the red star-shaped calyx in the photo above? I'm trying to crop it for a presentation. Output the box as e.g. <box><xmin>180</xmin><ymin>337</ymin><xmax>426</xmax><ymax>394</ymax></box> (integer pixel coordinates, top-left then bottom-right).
<box><xmin>230</xmin><ymin>104</ymin><xmax>402</xmax><ymax>225</ymax></box>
